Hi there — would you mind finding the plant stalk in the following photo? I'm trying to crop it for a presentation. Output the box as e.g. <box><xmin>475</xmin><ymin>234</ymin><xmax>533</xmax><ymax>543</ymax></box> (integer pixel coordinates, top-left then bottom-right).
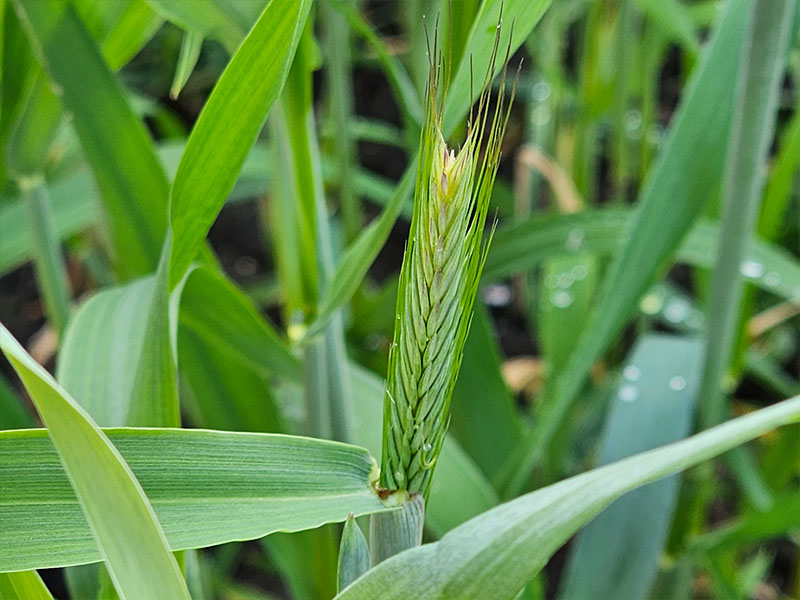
<box><xmin>22</xmin><ymin>175</ymin><xmax>71</xmax><ymax>336</ymax></box>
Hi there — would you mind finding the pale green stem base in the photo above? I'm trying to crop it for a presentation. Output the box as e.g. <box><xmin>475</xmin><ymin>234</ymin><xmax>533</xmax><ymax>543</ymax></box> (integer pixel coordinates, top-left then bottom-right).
<box><xmin>369</xmin><ymin>494</ymin><xmax>425</xmax><ymax>566</ymax></box>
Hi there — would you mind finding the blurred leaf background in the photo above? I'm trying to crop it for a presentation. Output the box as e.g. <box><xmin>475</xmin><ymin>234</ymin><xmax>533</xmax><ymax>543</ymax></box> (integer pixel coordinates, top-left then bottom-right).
<box><xmin>1</xmin><ymin>0</ymin><xmax>799</xmax><ymax>598</ymax></box>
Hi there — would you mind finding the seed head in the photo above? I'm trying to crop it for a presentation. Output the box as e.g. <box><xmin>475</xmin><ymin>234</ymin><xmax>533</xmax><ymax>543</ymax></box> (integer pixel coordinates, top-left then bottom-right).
<box><xmin>380</xmin><ymin>22</ymin><xmax>516</xmax><ymax>499</ymax></box>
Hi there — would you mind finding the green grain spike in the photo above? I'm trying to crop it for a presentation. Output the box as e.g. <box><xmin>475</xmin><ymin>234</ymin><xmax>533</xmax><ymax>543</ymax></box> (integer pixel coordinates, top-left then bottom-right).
<box><xmin>379</xmin><ymin>22</ymin><xmax>515</xmax><ymax>499</ymax></box>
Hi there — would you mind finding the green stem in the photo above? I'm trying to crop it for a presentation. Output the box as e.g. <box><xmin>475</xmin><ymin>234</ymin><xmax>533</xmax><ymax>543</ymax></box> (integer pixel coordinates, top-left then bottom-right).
<box><xmin>369</xmin><ymin>494</ymin><xmax>425</xmax><ymax>566</ymax></box>
<box><xmin>698</xmin><ymin>0</ymin><xmax>793</xmax><ymax>429</ymax></box>
<box><xmin>322</xmin><ymin>0</ymin><xmax>359</xmax><ymax>241</ymax></box>
<box><xmin>22</xmin><ymin>175</ymin><xmax>71</xmax><ymax>336</ymax></box>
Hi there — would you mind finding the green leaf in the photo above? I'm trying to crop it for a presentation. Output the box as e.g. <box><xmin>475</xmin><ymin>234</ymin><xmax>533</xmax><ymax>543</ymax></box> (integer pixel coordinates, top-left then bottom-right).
<box><xmin>0</xmin><ymin>373</ymin><xmax>35</xmax><ymax>429</ymax></box>
<box><xmin>0</xmin><ymin>571</ymin><xmax>54</xmax><ymax>600</ymax></box>
<box><xmin>168</xmin><ymin>0</ymin><xmax>312</xmax><ymax>286</ymax></box>
<box><xmin>0</xmin><ymin>426</ymin><xmax>387</xmax><ymax>572</ymax></box>
<box><xmin>179</xmin><ymin>265</ymin><xmax>300</xmax><ymax>382</ymax></box>
<box><xmin>19</xmin><ymin>178</ymin><xmax>71</xmax><ymax>336</ymax></box>
<box><xmin>442</xmin><ymin>0</ymin><xmax>552</xmax><ymax>137</ymax></box>
<box><xmin>559</xmin><ymin>334</ymin><xmax>704</xmax><ymax>600</ymax></box>
<box><xmin>169</xmin><ymin>30</ymin><xmax>202</xmax><ymax>100</ymax></box>
<box><xmin>56</xmin><ymin>272</ymin><xmax>161</xmax><ymax>426</ymax></box>
<box><xmin>449</xmin><ymin>305</ymin><xmax>522</xmax><ymax>479</ymax></box>
<box><xmin>14</xmin><ymin>0</ymin><xmax>170</xmax><ymax>278</ymax></box>
<box><xmin>338</xmin><ymin>515</ymin><xmax>370</xmax><ymax>592</ymax></box>
<box><xmin>335</xmin><ymin>395</ymin><xmax>800</xmax><ymax>600</ymax></box>
<box><xmin>0</xmin><ymin>326</ymin><xmax>190</xmax><ymax>598</ymax></box>
<box><xmin>5</xmin><ymin>68</ymin><xmax>61</xmax><ymax>177</ymax></box>
<box><xmin>100</xmin><ymin>0</ymin><xmax>162</xmax><ymax>70</ymax></box>
<box><xmin>178</xmin><ymin>324</ymin><xmax>287</xmax><ymax>433</ymax></box>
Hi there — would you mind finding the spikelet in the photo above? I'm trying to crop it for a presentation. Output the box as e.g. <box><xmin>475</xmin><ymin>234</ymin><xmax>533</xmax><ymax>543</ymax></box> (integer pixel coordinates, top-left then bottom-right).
<box><xmin>380</xmin><ymin>22</ymin><xmax>516</xmax><ymax>499</ymax></box>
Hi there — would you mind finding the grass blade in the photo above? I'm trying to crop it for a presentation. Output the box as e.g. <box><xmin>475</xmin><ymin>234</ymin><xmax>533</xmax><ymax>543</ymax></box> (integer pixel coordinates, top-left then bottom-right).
<box><xmin>169</xmin><ymin>30</ymin><xmax>202</xmax><ymax>100</ymax></box>
<box><xmin>168</xmin><ymin>0</ymin><xmax>312</xmax><ymax>286</ymax></box>
<box><xmin>0</xmin><ymin>326</ymin><xmax>190</xmax><ymax>598</ymax></box>
<box><xmin>0</xmin><ymin>571</ymin><xmax>54</xmax><ymax>600</ymax></box>
<box><xmin>0</xmin><ymin>426</ymin><xmax>387</xmax><ymax>572</ymax></box>
<box><xmin>335</xmin><ymin>395</ymin><xmax>800</xmax><ymax>600</ymax></box>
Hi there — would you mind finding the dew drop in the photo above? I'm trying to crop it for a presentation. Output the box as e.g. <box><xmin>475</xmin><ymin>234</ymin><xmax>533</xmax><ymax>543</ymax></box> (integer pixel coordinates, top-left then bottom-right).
<box><xmin>618</xmin><ymin>384</ymin><xmax>639</xmax><ymax>403</ymax></box>
<box><xmin>551</xmin><ymin>290</ymin><xmax>573</xmax><ymax>308</ymax></box>
<box><xmin>483</xmin><ymin>283</ymin><xmax>512</xmax><ymax>306</ymax></box>
<box><xmin>763</xmin><ymin>272</ymin><xmax>781</xmax><ymax>287</ymax></box>
<box><xmin>422</xmin><ymin>443</ymin><xmax>432</xmax><ymax>452</ymax></box>
<box><xmin>532</xmin><ymin>81</ymin><xmax>551</xmax><ymax>103</ymax></box>
<box><xmin>640</xmin><ymin>293</ymin><xmax>663</xmax><ymax>315</ymax></box>
<box><xmin>571</xmin><ymin>265</ymin><xmax>588</xmax><ymax>281</ymax></box>
<box><xmin>558</xmin><ymin>273</ymin><xmax>574</xmax><ymax>288</ymax></box>
<box><xmin>566</xmin><ymin>228</ymin><xmax>585</xmax><ymax>251</ymax></box>
<box><xmin>669</xmin><ymin>376</ymin><xmax>687</xmax><ymax>391</ymax></box>
<box><xmin>664</xmin><ymin>298</ymin><xmax>690</xmax><ymax>323</ymax></box>
<box><xmin>624</xmin><ymin>109</ymin><xmax>642</xmax><ymax>133</ymax></box>
<box><xmin>623</xmin><ymin>365</ymin><xmax>642</xmax><ymax>381</ymax></box>
<box><xmin>740</xmin><ymin>260</ymin><xmax>764</xmax><ymax>279</ymax></box>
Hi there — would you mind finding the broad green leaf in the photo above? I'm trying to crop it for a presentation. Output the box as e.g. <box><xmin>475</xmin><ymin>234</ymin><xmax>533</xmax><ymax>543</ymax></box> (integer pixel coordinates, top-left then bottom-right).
<box><xmin>336</xmin><ymin>395</ymin><xmax>800</xmax><ymax>600</ymax></box>
<box><xmin>57</xmin><ymin>273</ymin><xmax>158</xmax><ymax>426</ymax></box>
<box><xmin>14</xmin><ymin>0</ymin><xmax>170</xmax><ymax>279</ymax></box>
<box><xmin>169</xmin><ymin>0</ymin><xmax>312</xmax><ymax>286</ymax></box>
<box><xmin>0</xmin><ymin>326</ymin><xmax>190</xmax><ymax>598</ymax></box>
<box><xmin>0</xmin><ymin>571</ymin><xmax>54</xmax><ymax>600</ymax></box>
<box><xmin>501</xmin><ymin>0</ymin><xmax>751</xmax><ymax>495</ymax></box>
<box><xmin>559</xmin><ymin>334</ymin><xmax>703</xmax><ymax>600</ymax></box>
<box><xmin>0</xmin><ymin>426</ymin><xmax>386</xmax><ymax>572</ymax></box>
